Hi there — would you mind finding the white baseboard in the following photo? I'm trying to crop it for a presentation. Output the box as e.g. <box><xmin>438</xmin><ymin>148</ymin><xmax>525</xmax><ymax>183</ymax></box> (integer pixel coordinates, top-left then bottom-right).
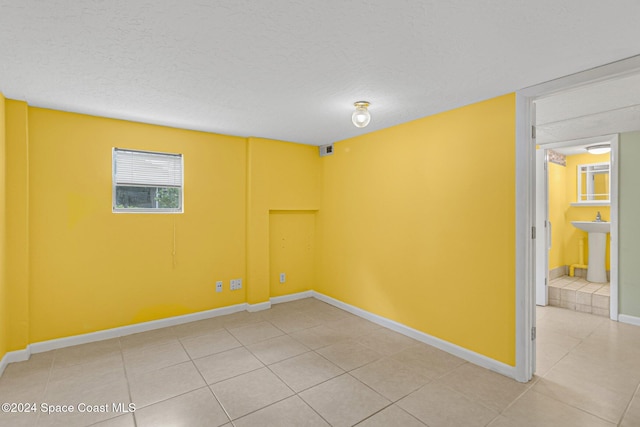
<box><xmin>0</xmin><ymin>348</ymin><xmax>31</xmax><ymax>376</ymax></box>
<box><xmin>619</xmin><ymin>314</ymin><xmax>640</xmax><ymax>327</ymax></box>
<box><xmin>4</xmin><ymin>303</ymin><xmax>245</xmax><ymax>360</ymax></box>
<box><xmin>1</xmin><ymin>291</ymin><xmax>516</xmax><ymax>382</ymax></box>
<box><xmin>271</xmin><ymin>291</ymin><xmax>313</xmax><ymax>305</ymax></box>
<box><xmin>247</xmin><ymin>301</ymin><xmax>271</xmax><ymax>312</ymax></box>
<box><xmin>312</xmin><ymin>291</ymin><xmax>517</xmax><ymax>380</ymax></box>
<box><xmin>0</xmin><ymin>293</ymin><xmax>306</xmax><ymax>375</ymax></box>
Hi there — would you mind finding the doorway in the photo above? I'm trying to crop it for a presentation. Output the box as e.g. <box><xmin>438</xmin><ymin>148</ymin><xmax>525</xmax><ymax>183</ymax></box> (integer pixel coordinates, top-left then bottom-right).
<box><xmin>534</xmin><ymin>135</ymin><xmax>618</xmax><ymax>319</ymax></box>
<box><xmin>515</xmin><ymin>55</ymin><xmax>640</xmax><ymax>382</ymax></box>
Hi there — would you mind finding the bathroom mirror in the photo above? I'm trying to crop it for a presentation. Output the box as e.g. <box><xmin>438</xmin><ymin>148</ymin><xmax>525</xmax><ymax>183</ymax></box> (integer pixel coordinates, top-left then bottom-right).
<box><xmin>577</xmin><ymin>162</ymin><xmax>610</xmax><ymax>204</ymax></box>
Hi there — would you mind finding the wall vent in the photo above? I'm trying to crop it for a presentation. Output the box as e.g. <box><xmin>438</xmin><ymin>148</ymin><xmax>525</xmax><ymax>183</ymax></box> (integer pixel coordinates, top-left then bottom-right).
<box><xmin>319</xmin><ymin>144</ymin><xmax>334</xmax><ymax>157</ymax></box>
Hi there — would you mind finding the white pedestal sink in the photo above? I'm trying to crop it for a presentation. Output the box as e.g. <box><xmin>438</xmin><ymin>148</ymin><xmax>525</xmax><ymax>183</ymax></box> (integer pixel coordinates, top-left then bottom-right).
<box><xmin>571</xmin><ymin>221</ymin><xmax>610</xmax><ymax>283</ymax></box>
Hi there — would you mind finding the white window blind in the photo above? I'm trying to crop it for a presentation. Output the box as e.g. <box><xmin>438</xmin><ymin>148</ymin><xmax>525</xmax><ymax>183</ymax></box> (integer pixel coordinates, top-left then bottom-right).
<box><xmin>113</xmin><ymin>148</ymin><xmax>183</xmax><ymax>213</ymax></box>
<box><xmin>114</xmin><ymin>149</ymin><xmax>182</xmax><ymax>187</ymax></box>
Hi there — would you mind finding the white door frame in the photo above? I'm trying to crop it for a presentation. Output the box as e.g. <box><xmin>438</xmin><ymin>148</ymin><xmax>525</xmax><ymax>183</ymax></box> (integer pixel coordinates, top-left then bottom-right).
<box><xmin>535</xmin><ymin>148</ymin><xmax>548</xmax><ymax>306</ymax></box>
<box><xmin>514</xmin><ymin>55</ymin><xmax>640</xmax><ymax>383</ymax></box>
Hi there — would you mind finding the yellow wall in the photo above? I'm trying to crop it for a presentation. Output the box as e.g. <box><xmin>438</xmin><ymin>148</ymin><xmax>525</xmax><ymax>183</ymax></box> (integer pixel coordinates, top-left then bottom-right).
<box><xmin>0</xmin><ymin>93</ymin><xmax>7</xmax><ymax>361</ymax></box>
<box><xmin>246</xmin><ymin>138</ymin><xmax>320</xmax><ymax>304</ymax></box>
<box><xmin>317</xmin><ymin>94</ymin><xmax>516</xmax><ymax>365</ymax></box>
<box><xmin>2</xmin><ymin>107</ymin><xmax>321</xmax><ymax>348</ymax></box>
<box><xmin>2</xmin><ymin>94</ymin><xmax>518</xmax><ymax>368</ymax></box>
<box><xmin>548</xmin><ymin>152</ymin><xmax>611</xmax><ymax>270</ymax></box>
<box><xmin>5</xmin><ymin>100</ymin><xmax>30</xmax><ymax>351</ymax></box>
<box><xmin>21</xmin><ymin>107</ymin><xmax>247</xmax><ymax>343</ymax></box>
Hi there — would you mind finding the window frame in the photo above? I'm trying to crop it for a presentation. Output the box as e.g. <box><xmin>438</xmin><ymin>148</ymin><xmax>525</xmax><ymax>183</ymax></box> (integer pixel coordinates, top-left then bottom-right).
<box><xmin>112</xmin><ymin>148</ymin><xmax>184</xmax><ymax>214</ymax></box>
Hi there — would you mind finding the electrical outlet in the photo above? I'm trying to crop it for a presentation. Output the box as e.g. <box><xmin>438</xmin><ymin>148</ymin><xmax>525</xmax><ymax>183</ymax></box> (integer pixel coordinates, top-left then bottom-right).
<box><xmin>230</xmin><ymin>279</ymin><xmax>236</xmax><ymax>291</ymax></box>
<box><xmin>230</xmin><ymin>279</ymin><xmax>242</xmax><ymax>291</ymax></box>
<box><xmin>215</xmin><ymin>281</ymin><xmax>223</xmax><ymax>293</ymax></box>
<box><xmin>236</xmin><ymin>278</ymin><xmax>242</xmax><ymax>289</ymax></box>
<box><xmin>279</xmin><ymin>273</ymin><xmax>286</xmax><ymax>283</ymax></box>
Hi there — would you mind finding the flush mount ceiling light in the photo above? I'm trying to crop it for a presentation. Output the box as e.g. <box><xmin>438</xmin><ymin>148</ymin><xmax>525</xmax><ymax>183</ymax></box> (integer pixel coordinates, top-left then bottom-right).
<box><xmin>586</xmin><ymin>144</ymin><xmax>611</xmax><ymax>154</ymax></box>
<box><xmin>352</xmin><ymin>101</ymin><xmax>371</xmax><ymax>128</ymax></box>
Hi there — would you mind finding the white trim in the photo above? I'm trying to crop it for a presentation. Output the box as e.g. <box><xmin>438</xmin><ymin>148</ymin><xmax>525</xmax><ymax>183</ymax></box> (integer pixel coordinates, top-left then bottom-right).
<box><xmin>1</xmin><ymin>292</ymin><xmax>519</xmax><ymax>381</ymax></box>
<box><xmin>535</xmin><ymin>148</ymin><xmax>548</xmax><ymax>307</ymax></box>
<box><xmin>619</xmin><ymin>314</ymin><xmax>640</xmax><ymax>327</ymax></box>
<box><xmin>0</xmin><ymin>293</ymin><xmax>309</xmax><ymax>375</ymax></box>
<box><xmin>246</xmin><ymin>301</ymin><xmax>271</xmax><ymax>312</ymax></box>
<box><xmin>1</xmin><ymin>302</ymin><xmax>249</xmax><ymax>376</ymax></box>
<box><xmin>0</xmin><ymin>349</ymin><xmax>31</xmax><ymax>376</ymax></box>
<box><xmin>312</xmin><ymin>292</ymin><xmax>517</xmax><ymax>380</ymax></box>
<box><xmin>609</xmin><ymin>136</ymin><xmax>620</xmax><ymax>321</ymax></box>
<box><xmin>28</xmin><ymin>303</ymin><xmax>246</xmax><ymax>355</ymax></box>
<box><xmin>515</xmin><ymin>92</ymin><xmax>536</xmax><ymax>382</ymax></box>
<box><xmin>270</xmin><ymin>291</ymin><xmax>313</xmax><ymax>305</ymax></box>
<box><xmin>519</xmin><ymin>56</ymin><xmax>640</xmax><ymax>99</ymax></box>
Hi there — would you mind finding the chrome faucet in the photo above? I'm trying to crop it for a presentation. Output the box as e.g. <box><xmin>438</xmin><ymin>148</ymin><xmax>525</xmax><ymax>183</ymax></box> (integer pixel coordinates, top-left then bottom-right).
<box><xmin>595</xmin><ymin>211</ymin><xmax>602</xmax><ymax>222</ymax></box>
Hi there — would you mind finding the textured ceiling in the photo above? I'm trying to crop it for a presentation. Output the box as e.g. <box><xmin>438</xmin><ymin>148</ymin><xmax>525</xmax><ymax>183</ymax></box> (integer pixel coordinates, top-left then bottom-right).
<box><xmin>1</xmin><ymin>1</ymin><xmax>640</xmax><ymax>146</ymax></box>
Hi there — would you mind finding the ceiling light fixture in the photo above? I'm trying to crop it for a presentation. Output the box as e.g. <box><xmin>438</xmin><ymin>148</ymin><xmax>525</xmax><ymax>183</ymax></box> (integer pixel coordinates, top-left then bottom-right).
<box><xmin>586</xmin><ymin>144</ymin><xmax>611</xmax><ymax>155</ymax></box>
<box><xmin>352</xmin><ymin>101</ymin><xmax>371</xmax><ymax>128</ymax></box>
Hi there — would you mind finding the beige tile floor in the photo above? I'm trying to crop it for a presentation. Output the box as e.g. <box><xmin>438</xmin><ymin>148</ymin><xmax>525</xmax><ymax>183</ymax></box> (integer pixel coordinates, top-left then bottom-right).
<box><xmin>1</xmin><ymin>298</ymin><xmax>639</xmax><ymax>426</ymax></box>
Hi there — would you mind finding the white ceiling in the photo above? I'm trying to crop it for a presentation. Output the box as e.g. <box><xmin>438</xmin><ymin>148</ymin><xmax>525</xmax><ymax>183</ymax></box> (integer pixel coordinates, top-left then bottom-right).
<box><xmin>1</xmin><ymin>1</ymin><xmax>640</xmax><ymax>146</ymax></box>
<box><xmin>535</xmin><ymin>72</ymin><xmax>640</xmax><ymax>145</ymax></box>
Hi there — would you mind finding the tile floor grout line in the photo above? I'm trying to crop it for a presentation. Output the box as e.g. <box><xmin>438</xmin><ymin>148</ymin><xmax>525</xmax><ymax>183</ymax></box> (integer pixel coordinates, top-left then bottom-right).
<box><xmin>204</xmin><ymin>363</ymin><xmax>266</xmax><ymax>388</ymax></box>
<box><xmin>226</xmin><ymin>392</ymin><xmax>295</xmax><ymax>424</ymax></box>
<box><xmin>237</xmin><ymin>318</ymin><xmax>337</xmax><ymax>426</ymax></box>
<box><xmin>5</xmin><ymin>299</ymin><xmax>640</xmax><ymax>426</ymax></box>
<box><xmin>485</xmin><ymin>413</ymin><xmax>503</xmax><ymax>427</ymax></box>
<box><xmin>205</xmin><ymin>383</ymin><xmax>234</xmax><ymax>425</ymax></box>
<box><xmin>30</xmin><ymin>348</ymin><xmax>57</xmax><ymax>427</ymax></box>
<box><xmin>578</xmin><ymin>400</ymin><xmax>626</xmax><ymax>426</ymax></box>
<box><xmin>245</xmin><ymin>344</ymin><xmax>313</xmax><ymax>366</ymax></box>
<box><xmin>222</xmin><ymin>321</ymin><xmax>288</xmax><ymax>348</ymax></box>
<box><xmin>348</xmin><ymin>355</ymin><xmax>434</xmax><ymax>404</ymax></box>
<box><xmin>431</xmin><ymin>378</ymin><xmax>503</xmax><ymax>417</ymax></box>
<box><xmin>199</xmin><ymin>342</ymin><xmax>264</xmax><ymax>426</ymax></box>
<box><xmin>344</xmin><ymin>370</ymin><xmax>392</xmax><ymax>402</ymax></box>
<box><xmin>292</xmin><ymin>381</ymin><xmax>344</xmax><ymax>427</ymax></box>
<box><xmin>430</xmin><ymin>376</ymin><xmax>495</xmax><ymax>415</ymax></box>
<box><xmin>116</xmin><ymin>337</ymin><xmax>138</xmax><ymax>427</ymax></box>
<box><xmin>536</xmin><ymin>338</ymin><xmax>584</xmax><ymax>381</ymax></box>
<box><xmin>189</xmin><ymin>334</ymin><xmax>295</xmax><ymax>412</ymax></box>
<box><xmin>212</xmin><ymin>345</ymin><xmax>319</xmax><ymax>426</ymax></box>
<box><xmin>429</xmin><ymin>361</ymin><xmax>469</xmax><ymax>382</ymax></box>
<box><xmin>617</xmin><ymin>381</ymin><xmax>640</xmax><ymax>427</ymax></box>
<box><xmin>266</xmin><ymin>348</ymin><xmax>344</xmax><ymax>395</ymax></box>
<box><xmin>125</xmin><ymin>329</ymin><xmax>233</xmax><ymax>424</ymax></box>
<box><xmin>493</xmin><ymin>375</ymin><xmax>540</xmax><ymax>416</ymax></box>
<box><xmin>310</xmin><ymin>337</ymin><xmax>386</xmax><ymax>374</ymax></box>
<box><xmin>530</xmin><ymin>386</ymin><xmax>623</xmax><ymax>425</ymax></box>
<box><xmin>351</xmin><ymin>401</ymin><xmax>397</xmax><ymax>426</ymax></box>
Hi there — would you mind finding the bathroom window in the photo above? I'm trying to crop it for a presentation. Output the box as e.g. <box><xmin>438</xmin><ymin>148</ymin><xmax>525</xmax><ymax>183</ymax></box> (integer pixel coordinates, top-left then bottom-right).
<box><xmin>112</xmin><ymin>148</ymin><xmax>183</xmax><ymax>213</ymax></box>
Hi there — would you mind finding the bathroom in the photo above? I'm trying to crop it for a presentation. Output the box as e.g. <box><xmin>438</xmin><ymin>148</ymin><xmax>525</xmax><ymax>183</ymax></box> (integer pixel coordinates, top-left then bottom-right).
<box><xmin>545</xmin><ymin>143</ymin><xmax>612</xmax><ymax>317</ymax></box>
